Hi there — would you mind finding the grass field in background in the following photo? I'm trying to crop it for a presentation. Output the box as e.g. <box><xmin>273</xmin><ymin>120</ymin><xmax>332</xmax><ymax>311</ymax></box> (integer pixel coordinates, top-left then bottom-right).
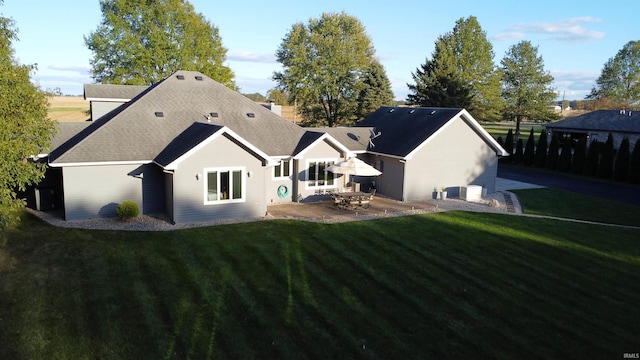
<box><xmin>481</xmin><ymin>122</ymin><xmax>546</xmax><ymax>141</ymax></box>
<box><xmin>2</xmin><ymin>203</ymin><xmax>639</xmax><ymax>359</ymax></box>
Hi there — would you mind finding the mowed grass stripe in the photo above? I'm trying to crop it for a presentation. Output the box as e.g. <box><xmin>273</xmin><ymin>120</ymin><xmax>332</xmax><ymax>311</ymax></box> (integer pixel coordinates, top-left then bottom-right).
<box><xmin>2</xmin><ymin>211</ymin><xmax>640</xmax><ymax>359</ymax></box>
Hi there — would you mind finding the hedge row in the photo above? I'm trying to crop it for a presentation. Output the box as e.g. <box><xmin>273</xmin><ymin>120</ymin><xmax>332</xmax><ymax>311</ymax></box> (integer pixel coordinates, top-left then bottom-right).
<box><xmin>498</xmin><ymin>129</ymin><xmax>640</xmax><ymax>184</ymax></box>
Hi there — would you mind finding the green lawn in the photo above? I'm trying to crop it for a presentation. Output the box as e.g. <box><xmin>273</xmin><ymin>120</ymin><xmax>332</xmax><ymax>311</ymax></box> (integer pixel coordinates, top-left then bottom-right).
<box><xmin>482</xmin><ymin>122</ymin><xmax>545</xmax><ymax>140</ymax></box>
<box><xmin>513</xmin><ymin>187</ymin><xmax>640</xmax><ymax>226</ymax></box>
<box><xmin>2</xmin><ymin>209</ymin><xmax>639</xmax><ymax>359</ymax></box>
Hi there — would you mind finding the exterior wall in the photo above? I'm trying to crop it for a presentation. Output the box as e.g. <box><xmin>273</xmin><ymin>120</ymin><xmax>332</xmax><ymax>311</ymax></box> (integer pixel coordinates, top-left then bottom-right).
<box><xmin>90</xmin><ymin>101</ymin><xmax>125</xmax><ymax>121</ymax></box>
<box><xmin>61</xmin><ymin>163</ymin><xmax>148</xmax><ymax>220</ymax></box>
<box><xmin>267</xmin><ymin>159</ymin><xmax>294</xmax><ymax>205</ymax></box>
<box><xmin>295</xmin><ymin>140</ymin><xmax>344</xmax><ymax>202</ymax></box>
<box><xmin>141</xmin><ymin>165</ymin><xmax>165</xmax><ymax>214</ymax></box>
<box><xmin>403</xmin><ymin>116</ymin><xmax>499</xmax><ymax>202</ymax></box>
<box><xmin>170</xmin><ymin>134</ymin><xmax>267</xmax><ymax>223</ymax></box>
<box><xmin>358</xmin><ymin>153</ymin><xmax>404</xmax><ymax>200</ymax></box>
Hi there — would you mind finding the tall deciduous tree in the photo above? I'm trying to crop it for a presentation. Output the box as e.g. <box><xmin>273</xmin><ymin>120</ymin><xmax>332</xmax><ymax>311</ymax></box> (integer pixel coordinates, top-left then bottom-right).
<box><xmin>273</xmin><ymin>12</ymin><xmax>375</xmax><ymax>127</ymax></box>
<box><xmin>0</xmin><ymin>2</ymin><xmax>57</xmax><ymax>233</ymax></box>
<box><xmin>501</xmin><ymin>41</ymin><xmax>559</xmax><ymax>139</ymax></box>
<box><xmin>355</xmin><ymin>59</ymin><xmax>394</xmax><ymax>121</ymax></box>
<box><xmin>85</xmin><ymin>0</ymin><xmax>236</xmax><ymax>89</ymax></box>
<box><xmin>407</xmin><ymin>16</ymin><xmax>503</xmax><ymax>121</ymax></box>
<box><xmin>587</xmin><ymin>40</ymin><xmax>640</xmax><ymax>109</ymax></box>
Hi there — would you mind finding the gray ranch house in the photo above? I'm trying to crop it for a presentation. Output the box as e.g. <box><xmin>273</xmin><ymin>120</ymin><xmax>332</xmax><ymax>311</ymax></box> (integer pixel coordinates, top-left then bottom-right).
<box><xmin>32</xmin><ymin>70</ymin><xmax>507</xmax><ymax>224</ymax></box>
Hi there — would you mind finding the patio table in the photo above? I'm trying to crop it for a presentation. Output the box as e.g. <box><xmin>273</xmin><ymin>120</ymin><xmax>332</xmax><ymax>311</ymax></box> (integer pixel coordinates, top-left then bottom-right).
<box><xmin>331</xmin><ymin>191</ymin><xmax>374</xmax><ymax>209</ymax></box>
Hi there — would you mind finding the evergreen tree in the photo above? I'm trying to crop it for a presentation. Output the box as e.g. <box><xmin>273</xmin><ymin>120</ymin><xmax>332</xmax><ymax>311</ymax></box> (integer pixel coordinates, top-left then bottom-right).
<box><xmin>503</xmin><ymin>129</ymin><xmax>514</xmax><ymax>162</ymax></box>
<box><xmin>523</xmin><ymin>128</ymin><xmax>535</xmax><ymax>166</ymax></box>
<box><xmin>534</xmin><ymin>130</ymin><xmax>547</xmax><ymax>168</ymax></box>
<box><xmin>355</xmin><ymin>59</ymin><xmax>394</xmax><ymax>122</ymax></box>
<box><xmin>85</xmin><ymin>0</ymin><xmax>236</xmax><ymax>88</ymax></box>
<box><xmin>584</xmin><ymin>140</ymin><xmax>600</xmax><ymax>176</ymax></box>
<box><xmin>557</xmin><ymin>139</ymin><xmax>572</xmax><ymax>172</ymax></box>
<box><xmin>501</xmin><ymin>41</ymin><xmax>559</xmax><ymax>140</ymax></box>
<box><xmin>627</xmin><ymin>139</ymin><xmax>640</xmax><ymax>184</ymax></box>
<box><xmin>407</xmin><ymin>16</ymin><xmax>502</xmax><ymax>121</ymax></box>
<box><xmin>598</xmin><ymin>133</ymin><xmax>615</xmax><ymax>179</ymax></box>
<box><xmin>513</xmin><ymin>138</ymin><xmax>524</xmax><ymax>164</ymax></box>
<box><xmin>614</xmin><ymin>137</ymin><xmax>630</xmax><ymax>181</ymax></box>
<box><xmin>546</xmin><ymin>134</ymin><xmax>559</xmax><ymax>170</ymax></box>
<box><xmin>572</xmin><ymin>136</ymin><xmax>587</xmax><ymax>174</ymax></box>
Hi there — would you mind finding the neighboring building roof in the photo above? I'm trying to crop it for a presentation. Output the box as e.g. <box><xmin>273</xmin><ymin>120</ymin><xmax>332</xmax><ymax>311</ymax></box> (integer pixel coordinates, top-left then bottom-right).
<box><xmin>50</xmin><ymin>71</ymin><xmax>306</xmax><ymax>165</ymax></box>
<box><xmin>84</xmin><ymin>83</ymin><xmax>149</xmax><ymax>101</ymax></box>
<box><xmin>546</xmin><ymin>110</ymin><xmax>640</xmax><ymax>134</ymax></box>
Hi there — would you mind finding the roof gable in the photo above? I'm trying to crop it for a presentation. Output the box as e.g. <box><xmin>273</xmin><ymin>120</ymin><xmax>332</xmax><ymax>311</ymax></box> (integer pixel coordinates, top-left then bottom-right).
<box><xmin>356</xmin><ymin>107</ymin><xmax>462</xmax><ymax>157</ymax></box>
<box><xmin>155</xmin><ymin>123</ymin><xmax>275</xmax><ymax>170</ymax></box>
<box><xmin>292</xmin><ymin>131</ymin><xmax>353</xmax><ymax>159</ymax></box>
<box><xmin>50</xmin><ymin>71</ymin><xmax>306</xmax><ymax>165</ymax></box>
<box><xmin>355</xmin><ymin>107</ymin><xmax>507</xmax><ymax>158</ymax></box>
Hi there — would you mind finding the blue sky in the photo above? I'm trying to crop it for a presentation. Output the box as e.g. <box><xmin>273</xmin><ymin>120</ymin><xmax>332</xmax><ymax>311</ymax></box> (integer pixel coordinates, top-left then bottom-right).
<box><xmin>1</xmin><ymin>0</ymin><xmax>637</xmax><ymax>100</ymax></box>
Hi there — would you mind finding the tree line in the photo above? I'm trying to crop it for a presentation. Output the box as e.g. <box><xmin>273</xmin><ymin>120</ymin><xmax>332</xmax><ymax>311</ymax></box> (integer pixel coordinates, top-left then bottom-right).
<box><xmin>498</xmin><ymin>129</ymin><xmax>640</xmax><ymax>184</ymax></box>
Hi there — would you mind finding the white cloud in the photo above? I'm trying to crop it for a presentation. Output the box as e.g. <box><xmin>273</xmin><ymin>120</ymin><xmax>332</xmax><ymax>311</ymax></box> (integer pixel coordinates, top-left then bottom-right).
<box><xmin>550</xmin><ymin>70</ymin><xmax>599</xmax><ymax>99</ymax></box>
<box><xmin>227</xmin><ymin>51</ymin><xmax>276</xmax><ymax>63</ymax></box>
<box><xmin>495</xmin><ymin>17</ymin><xmax>605</xmax><ymax>42</ymax></box>
<box><xmin>48</xmin><ymin>64</ymin><xmax>91</xmax><ymax>75</ymax></box>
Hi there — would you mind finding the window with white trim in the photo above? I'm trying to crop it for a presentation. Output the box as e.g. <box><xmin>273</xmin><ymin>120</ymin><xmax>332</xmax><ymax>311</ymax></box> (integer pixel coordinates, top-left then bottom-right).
<box><xmin>306</xmin><ymin>160</ymin><xmax>336</xmax><ymax>189</ymax></box>
<box><xmin>204</xmin><ymin>167</ymin><xmax>245</xmax><ymax>204</ymax></box>
<box><xmin>273</xmin><ymin>159</ymin><xmax>291</xmax><ymax>179</ymax></box>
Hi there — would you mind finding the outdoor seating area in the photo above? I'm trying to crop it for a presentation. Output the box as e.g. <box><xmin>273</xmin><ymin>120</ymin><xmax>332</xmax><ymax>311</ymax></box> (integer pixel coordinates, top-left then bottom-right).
<box><xmin>331</xmin><ymin>189</ymin><xmax>376</xmax><ymax>210</ymax></box>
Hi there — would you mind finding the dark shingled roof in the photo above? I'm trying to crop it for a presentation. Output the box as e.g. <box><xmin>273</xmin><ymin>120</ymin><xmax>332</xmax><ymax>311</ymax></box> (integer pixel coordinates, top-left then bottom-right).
<box><xmin>546</xmin><ymin>110</ymin><xmax>640</xmax><ymax>134</ymax></box>
<box><xmin>154</xmin><ymin>122</ymin><xmax>224</xmax><ymax>167</ymax></box>
<box><xmin>355</xmin><ymin>107</ymin><xmax>464</xmax><ymax>157</ymax></box>
<box><xmin>305</xmin><ymin>127</ymin><xmax>373</xmax><ymax>152</ymax></box>
<box><xmin>292</xmin><ymin>131</ymin><xmax>325</xmax><ymax>157</ymax></box>
<box><xmin>51</xmin><ymin>71</ymin><xmax>306</xmax><ymax>164</ymax></box>
<box><xmin>84</xmin><ymin>83</ymin><xmax>148</xmax><ymax>100</ymax></box>
<box><xmin>51</xmin><ymin>122</ymin><xmax>92</xmax><ymax>150</ymax></box>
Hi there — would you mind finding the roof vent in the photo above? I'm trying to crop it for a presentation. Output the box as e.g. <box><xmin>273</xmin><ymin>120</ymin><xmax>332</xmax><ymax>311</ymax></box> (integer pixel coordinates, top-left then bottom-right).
<box><xmin>154</xmin><ymin>111</ymin><xmax>164</xmax><ymax>117</ymax></box>
<box><xmin>176</xmin><ymin>74</ymin><xmax>185</xmax><ymax>80</ymax></box>
<box><xmin>409</xmin><ymin>109</ymin><xmax>415</xmax><ymax>114</ymax></box>
<box><xmin>246</xmin><ymin>112</ymin><xmax>255</xmax><ymax>118</ymax></box>
<box><xmin>209</xmin><ymin>112</ymin><xmax>219</xmax><ymax>118</ymax></box>
<box><xmin>195</xmin><ymin>75</ymin><xmax>203</xmax><ymax>81</ymax></box>
<box><xmin>389</xmin><ymin>108</ymin><xmax>395</xmax><ymax>113</ymax></box>
<box><xmin>430</xmin><ymin>110</ymin><xmax>436</xmax><ymax>115</ymax></box>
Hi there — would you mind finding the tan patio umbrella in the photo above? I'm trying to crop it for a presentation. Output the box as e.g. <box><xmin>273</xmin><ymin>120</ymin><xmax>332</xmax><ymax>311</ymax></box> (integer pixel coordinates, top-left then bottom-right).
<box><xmin>328</xmin><ymin>157</ymin><xmax>382</xmax><ymax>176</ymax></box>
<box><xmin>328</xmin><ymin>157</ymin><xmax>381</xmax><ymax>191</ymax></box>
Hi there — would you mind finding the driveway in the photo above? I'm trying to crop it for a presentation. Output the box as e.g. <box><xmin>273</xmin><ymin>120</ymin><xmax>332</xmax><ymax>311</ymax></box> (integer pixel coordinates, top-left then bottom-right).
<box><xmin>497</xmin><ymin>166</ymin><xmax>640</xmax><ymax>207</ymax></box>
